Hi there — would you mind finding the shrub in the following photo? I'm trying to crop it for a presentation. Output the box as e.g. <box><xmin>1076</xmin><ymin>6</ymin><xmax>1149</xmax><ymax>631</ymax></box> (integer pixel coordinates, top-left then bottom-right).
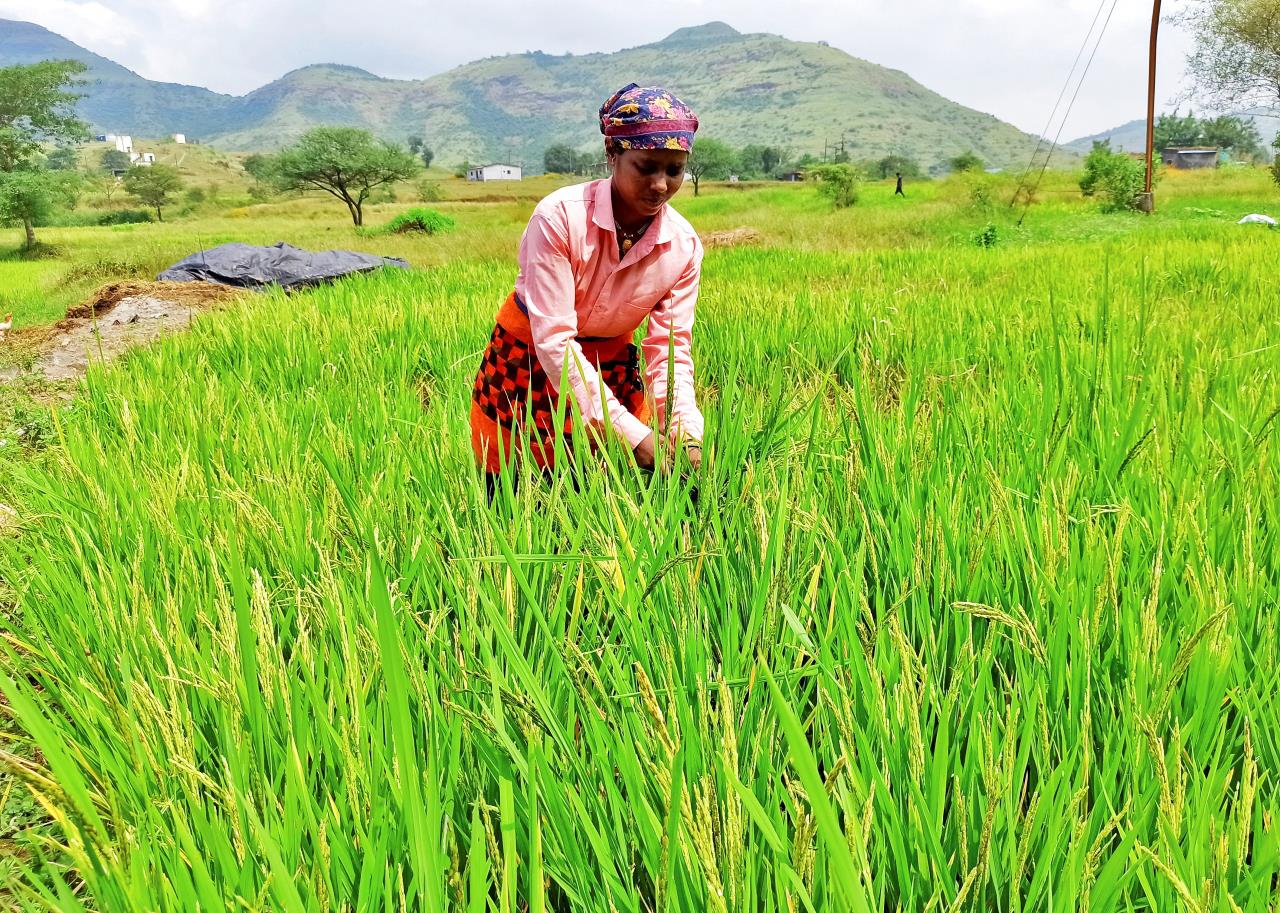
<box><xmin>1080</xmin><ymin>141</ymin><xmax>1147</xmax><ymax>213</ymax></box>
<box><xmin>380</xmin><ymin>207</ymin><xmax>456</xmax><ymax>235</ymax></box>
<box><xmin>972</xmin><ymin>222</ymin><xmax>1000</xmax><ymax>248</ymax></box>
<box><xmin>416</xmin><ymin>180</ymin><xmax>444</xmax><ymax>203</ymax></box>
<box><xmin>97</xmin><ymin>209</ymin><xmax>154</xmax><ymax>225</ymax></box>
<box><xmin>809</xmin><ymin>163</ymin><xmax>862</xmax><ymax>208</ymax></box>
<box><xmin>949</xmin><ymin>151</ymin><xmax>984</xmax><ymax>174</ymax></box>
<box><xmin>966</xmin><ymin>175</ymin><xmax>995</xmax><ymax>215</ymax></box>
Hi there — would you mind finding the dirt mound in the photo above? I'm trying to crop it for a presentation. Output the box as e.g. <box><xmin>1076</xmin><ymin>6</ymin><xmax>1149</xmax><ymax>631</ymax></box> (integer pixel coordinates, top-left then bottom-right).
<box><xmin>1</xmin><ymin>281</ymin><xmax>244</xmax><ymax>384</ymax></box>
<box><xmin>703</xmin><ymin>227</ymin><xmax>763</xmax><ymax>249</ymax></box>
<box><xmin>63</xmin><ymin>281</ymin><xmax>239</xmax><ymax>321</ymax></box>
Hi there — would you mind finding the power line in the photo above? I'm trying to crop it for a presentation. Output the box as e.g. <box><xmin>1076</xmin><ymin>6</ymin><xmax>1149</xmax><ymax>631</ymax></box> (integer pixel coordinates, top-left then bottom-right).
<box><xmin>1017</xmin><ymin>0</ymin><xmax>1124</xmax><ymax>226</ymax></box>
<box><xmin>1010</xmin><ymin>0</ymin><xmax>1112</xmax><ymax>206</ymax></box>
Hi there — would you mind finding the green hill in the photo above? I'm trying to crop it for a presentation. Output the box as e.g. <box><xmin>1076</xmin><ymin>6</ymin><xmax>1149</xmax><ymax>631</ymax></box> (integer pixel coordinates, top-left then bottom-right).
<box><xmin>2</xmin><ymin>18</ymin><xmax>1050</xmax><ymax>171</ymax></box>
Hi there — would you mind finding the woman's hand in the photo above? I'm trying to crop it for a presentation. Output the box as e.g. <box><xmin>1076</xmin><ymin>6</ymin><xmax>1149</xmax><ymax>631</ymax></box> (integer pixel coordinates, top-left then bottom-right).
<box><xmin>635</xmin><ymin>434</ymin><xmax>702</xmax><ymax>472</ymax></box>
<box><xmin>634</xmin><ymin>432</ymin><xmax>658</xmax><ymax>470</ymax></box>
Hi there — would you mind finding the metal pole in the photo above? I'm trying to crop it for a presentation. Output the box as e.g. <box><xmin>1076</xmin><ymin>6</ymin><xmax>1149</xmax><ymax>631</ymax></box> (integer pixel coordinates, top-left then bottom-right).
<box><xmin>1140</xmin><ymin>0</ymin><xmax>1162</xmax><ymax>213</ymax></box>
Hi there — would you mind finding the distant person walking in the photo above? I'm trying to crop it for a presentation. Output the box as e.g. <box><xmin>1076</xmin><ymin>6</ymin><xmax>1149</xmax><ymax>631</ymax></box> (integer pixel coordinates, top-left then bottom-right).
<box><xmin>470</xmin><ymin>83</ymin><xmax>705</xmax><ymax>500</ymax></box>
<box><xmin>895</xmin><ymin>172</ymin><xmax>905</xmax><ymax>196</ymax></box>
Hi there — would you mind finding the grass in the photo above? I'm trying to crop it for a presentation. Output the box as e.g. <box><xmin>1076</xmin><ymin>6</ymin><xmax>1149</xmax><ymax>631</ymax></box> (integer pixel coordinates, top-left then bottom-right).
<box><xmin>0</xmin><ymin>166</ymin><xmax>1278</xmax><ymax>911</ymax></box>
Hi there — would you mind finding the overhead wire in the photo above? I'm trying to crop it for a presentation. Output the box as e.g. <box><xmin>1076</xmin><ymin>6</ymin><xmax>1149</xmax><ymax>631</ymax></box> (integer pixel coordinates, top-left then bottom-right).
<box><xmin>1009</xmin><ymin>0</ymin><xmax>1112</xmax><ymax>204</ymax></box>
<box><xmin>1018</xmin><ymin>0</ymin><xmax>1121</xmax><ymax>224</ymax></box>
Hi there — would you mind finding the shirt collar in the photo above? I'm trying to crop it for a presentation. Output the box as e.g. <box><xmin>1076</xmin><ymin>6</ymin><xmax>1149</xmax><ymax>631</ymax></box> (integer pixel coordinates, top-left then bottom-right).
<box><xmin>591</xmin><ymin>177</ymin><xmax>675</xmax><ymax>245</ymax></box>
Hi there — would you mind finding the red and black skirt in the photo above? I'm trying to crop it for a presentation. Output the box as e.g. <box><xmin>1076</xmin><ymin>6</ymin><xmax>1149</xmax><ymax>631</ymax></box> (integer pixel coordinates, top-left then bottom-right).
<box><xmin>470</xmin><ymin>291</ymin><xmax>650</xmax><ymax>472</ymax></box>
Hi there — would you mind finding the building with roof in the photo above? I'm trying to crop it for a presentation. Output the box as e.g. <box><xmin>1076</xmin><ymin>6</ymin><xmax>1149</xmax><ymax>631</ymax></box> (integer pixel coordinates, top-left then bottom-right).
<box><xmin>1161</xmin><ymin>147</ymin><xmax>1220</xmax><ymax>169</ymax></box>
<box><xmin>467</xmin><ymin>163</ymin><xmax>522</xmax><ymax>182</ymax></box>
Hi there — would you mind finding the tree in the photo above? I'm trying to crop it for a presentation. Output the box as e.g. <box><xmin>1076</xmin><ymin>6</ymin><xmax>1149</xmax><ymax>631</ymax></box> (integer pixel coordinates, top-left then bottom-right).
<box><xmin>1182</xmin><ymin>0</ymin><xmax>1280</xmax><ymax>110</ymax></box>
<box><xmin>1200</xmin><ymin>114</ymin><xmax>1263</xmax><ymax>158</ymax></box>
<box><xmin>736</xmin><ymin>144</ymin><xmax>785</xmax><ymax>178</ymax></box>
<box><xmin>809</xmin><ymin>163</ymin><xmax>862</xmax><ymax>208</ymax></box>
<box><xmin>0</xmin><ymin>60</ymin><xmax>88</xmax><ymax>247</ymax></box>
<box><xmin>1079</xmin><ymin>141</ymin><xmax>1147</xmax><ymax>212</ymax></box>
<box><xmin>99</xmin><ymin>148</ymin><xmax>131</xmax><ymax>173</ymax></box>
<box><xmin>544</xmin><ymin>143</ymin><xmax>582</xmax><ymax>174</ymax></box>
<box><xmin>46</xmin><ymin>145</ymin><xmax>79</xmax><ymax>171</ymax></box>
<box><xmin>875</xmin><ymin>154</ymin><xmax>923</xmax><ymax>179</ymax></box>
<box><xmin>0</xmin><ymin>168</ymin><xmax>79</xmax><ymax>246</ymax></box>
<box><xmin>265</xmin><ymin>127</ymin><xmax>421</xmax><ymax>226</ymax></box>
<box><xmin>687</xmin><ymin>138</ymin><xmax>735</xmax><ymax>196</ymax></box>
<box><xmin>419</xmin><ymin>145</ymin><xmax>434</xmax><ymax>169</ymax></box>
<box><xmin>407</xmin><ymin>135</ymin><xmax>423</xmax><ymax>156</ymax></box>
<box><xmin>124</xmin><ymin>164</ymin><xmax>184</xmax><ymax>221</ymax></box>
<box><xmin>1154</xmin><ymin>110</ymin><xmax>1203</xmax><ymax>150</ymax></box>
<box><xmin>948</xmin><ymin>151</ymin><xmax>984</xmax><ymax>174</ymax></box>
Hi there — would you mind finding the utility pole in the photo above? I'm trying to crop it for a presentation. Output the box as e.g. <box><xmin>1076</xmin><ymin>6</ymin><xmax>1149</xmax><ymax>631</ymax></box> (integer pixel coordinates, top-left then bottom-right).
<box><xmin>1139</xmin><ymin>0</ymin><xmax>1162</xmax><ymax>213</ymax></box>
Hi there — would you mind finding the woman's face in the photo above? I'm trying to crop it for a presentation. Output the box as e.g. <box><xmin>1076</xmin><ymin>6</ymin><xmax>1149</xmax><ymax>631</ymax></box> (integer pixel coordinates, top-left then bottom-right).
<box><xmin>608</xmin><ymin>148</ymin><xmax>688</xmax><ymax>221</ymax></box>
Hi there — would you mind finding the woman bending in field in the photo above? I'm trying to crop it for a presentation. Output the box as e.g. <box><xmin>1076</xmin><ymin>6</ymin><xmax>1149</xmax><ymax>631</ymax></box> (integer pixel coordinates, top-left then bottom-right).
<box><xmin>470</xmin><ymin>83</ymin><xmax>705</xmax><ymax>496</ymax></box>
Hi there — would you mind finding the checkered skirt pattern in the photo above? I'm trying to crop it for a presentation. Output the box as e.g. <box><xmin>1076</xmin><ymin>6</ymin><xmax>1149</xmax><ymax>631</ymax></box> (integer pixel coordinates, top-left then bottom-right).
<box><xmin>470</xmin><ymin>292</ymin><xmax>648</xmax><ymax>470</ymax></box>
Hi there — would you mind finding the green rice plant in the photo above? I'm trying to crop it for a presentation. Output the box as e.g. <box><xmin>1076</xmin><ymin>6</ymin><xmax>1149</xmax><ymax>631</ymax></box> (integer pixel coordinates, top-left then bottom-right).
<box><xmin>0</xmin><ymin>172</ymin><xmax>1277</xmax><ymax>912</ymax></box>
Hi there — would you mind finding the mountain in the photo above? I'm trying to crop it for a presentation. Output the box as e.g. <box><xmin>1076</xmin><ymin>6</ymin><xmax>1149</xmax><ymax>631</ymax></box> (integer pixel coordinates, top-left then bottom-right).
<box><xmin>1066</xmin><ymin>112</ymin><xmax>1280</xmax><ymax>154</ymax></box>
<box><xmin>2</xmin><ymin>18</ymin><xmax>1050</xmax><ymax>170</ymax></box>
<box><xmin>0</xmin><ymin>18</ymin><xmax>238</xmax><ymax>137</ymax></box>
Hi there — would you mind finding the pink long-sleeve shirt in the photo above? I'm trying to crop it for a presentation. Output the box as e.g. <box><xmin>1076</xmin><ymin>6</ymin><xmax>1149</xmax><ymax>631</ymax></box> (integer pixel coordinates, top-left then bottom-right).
<box><xmin>515</xmin><ymin>178</ymin><xmax>704</xmax><ymax>451</ymax></box>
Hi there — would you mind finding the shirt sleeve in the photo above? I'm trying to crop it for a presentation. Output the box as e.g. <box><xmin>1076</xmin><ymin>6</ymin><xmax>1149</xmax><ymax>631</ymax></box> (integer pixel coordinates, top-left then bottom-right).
<box><xmin>519</xmin><ymin>207</ymin><xmax>653</xmax><ymax>451</ymax></box>
<box><xmin>642</xmin><ymin>238</ymin><xmax>704</xmax><ymax>446</ymax></box>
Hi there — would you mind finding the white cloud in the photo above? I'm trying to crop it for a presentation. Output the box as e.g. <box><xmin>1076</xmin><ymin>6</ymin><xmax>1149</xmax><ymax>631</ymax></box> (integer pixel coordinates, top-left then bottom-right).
<box><xmin>2</xmin><ymin>0</ymin><xmax>1199</xmax><ymax>136</ymax></box>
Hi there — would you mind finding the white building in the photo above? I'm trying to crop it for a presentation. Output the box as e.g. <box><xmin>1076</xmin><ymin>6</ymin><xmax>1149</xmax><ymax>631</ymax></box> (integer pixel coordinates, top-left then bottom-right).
<box><xmin>173</xmin><ymin>133</ymin><xmax>186</xmax><ymax>144</ymax></box>
<box><xmin>115</xmin><ymin>135</ymin><xmax>133</xmax><ymax>154</ymax></box>
<box><xmin>467</xmin><ymin>163</ymin><xmax>522</xmax><ymax>182</ymax></box>
<box><xmin>129</xmin><ymin>152</ymin><xmax>156</xmax><ymax>166</ymax></box>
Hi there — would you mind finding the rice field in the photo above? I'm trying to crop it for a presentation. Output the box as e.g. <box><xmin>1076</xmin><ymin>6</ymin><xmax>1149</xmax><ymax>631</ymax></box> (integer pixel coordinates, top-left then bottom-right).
<box><xmin>1</xmin><ymin>169</ymin><xmax>1278</xmax><ymax>911</ymax></box>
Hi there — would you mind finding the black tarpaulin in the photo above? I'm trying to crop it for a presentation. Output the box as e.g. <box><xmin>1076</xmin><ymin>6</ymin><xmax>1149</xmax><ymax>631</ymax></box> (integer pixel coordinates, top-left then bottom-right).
<box><xmin>156</xmin><ymin>241</ymin><xmax>409</xmax><ymax>289</ymax></box>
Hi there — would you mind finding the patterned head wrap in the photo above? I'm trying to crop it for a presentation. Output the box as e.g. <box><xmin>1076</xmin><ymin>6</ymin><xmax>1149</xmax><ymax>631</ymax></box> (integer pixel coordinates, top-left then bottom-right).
<box><xmin>599</xmin><ymin>83</ymin><xmax>699</xmax><ymax>153</ymax></box>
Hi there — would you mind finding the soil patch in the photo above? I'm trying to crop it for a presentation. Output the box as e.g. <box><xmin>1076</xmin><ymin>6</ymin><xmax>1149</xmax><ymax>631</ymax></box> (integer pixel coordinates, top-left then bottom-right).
<box><xmin>703</xmin><ymin>227</ymin><xmax>763</xmax><ymax>249</ymax></box>
<box><xmin>63</xmin><ymin>280</ymin><xmax>237</xmax><ymax>320</ymax></box>
<box><xmin>1</xmin><ymin>281</ymin><xmax>243</xmax><ymax>384</ymax></box>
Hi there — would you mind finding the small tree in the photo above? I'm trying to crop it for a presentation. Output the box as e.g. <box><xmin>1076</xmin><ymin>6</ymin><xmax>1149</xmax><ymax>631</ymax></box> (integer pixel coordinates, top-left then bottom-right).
<box><xmin>1200</xmin><ymin>114</ymin><xmax>1263</xmax><ymax>158</ymax></box>
<box><xmin>687</xmin><ymin>137</ymin><xmax>735</xmax><ymax>196</ymax></box>
<box><xmin>1079</xmin><ymin>141</ymin><xmax>1147</xmax><ymax>212</ymax></box>
<box><xmin>544</xmin><ymin>143</ymin><xmax>581</xmax><ymax>174</ymax></box>
<box><xmin>0</xmin><ymin>168</ymin><xmax>79</xmax><ymax>245</ymax></box>
<box><xmin>124</xmin><ymin>164</ymin><xmax>184</xmax><ymax>221</ymax></box>
<box><xmin>809</xmin><ymin>163</ymin><xmax>862</xmax><ymax>208</ymax></box>
<box><xmin>0</xmin><ymin>60</ymin><xmax>88</xmax><ymax>247</ymax></box>
<box><xmin>46</xmin><ymin>145</ymin><xmax>79</xmax><ymax>171</ymax></box>
<box><xmin>876</xmin><ymin>154</ymin><xmax>923</xmax><ymax>179</ymax></box>
<box><xmin>736</xmin><ymin>144</ymin><xmax>785</xmax><ymax>178</ymax></box>
<box><xmin>99</xmin><ymin>148</ymin><xmax>131</xmax><ymax>173</ymax></box>
<box><xmin>1154</xmin><ymin>110</ymin><xmax>1204</xmax><ymax>150</ymax></box>
<box><xmin>948</xmin><ymin>151</ymin><xmax>984</xmax><ymax>174</ymax></box>
<box><xmin>266</xmin><ymin>127</ymin><xmax>421</xmax><ymax>225</ymax></box>
<box><xmin>419</xmin><ymin>145</ymin><xmax>434</xmax><ymax>169</ymax></box>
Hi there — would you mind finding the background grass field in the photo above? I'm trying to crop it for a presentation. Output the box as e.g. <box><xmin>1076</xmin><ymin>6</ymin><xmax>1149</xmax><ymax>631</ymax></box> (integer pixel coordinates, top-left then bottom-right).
<box><xmin>0</xmin><ymin>167</ymin><xmax>1278</xmax><ymax>911</ymax></box>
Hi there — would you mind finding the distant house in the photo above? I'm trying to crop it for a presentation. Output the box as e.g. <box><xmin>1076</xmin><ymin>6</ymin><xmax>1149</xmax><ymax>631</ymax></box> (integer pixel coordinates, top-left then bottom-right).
<box><xmin>129</xmin><ymin>152</ymin><xmax>156</xmax><ymax>166</ymax></box>
<box><xmin>1161</xmin><ymin>147</ymin><xmax>1219</xmax><ymax>169</ymax></box>
<box><xmin>115</xmin><ymin>135</ymin><xmax>133</xmax><ymax>154</ymax></box>
<box><xmin>781</xmin><ymin>171</ymin><xmax>806</xmax><ymax>182</ymax></box>
<box><xmin>467</xmin><ymin>163</ymin><xmax>522</xmax><ymax>182</ymax></box>
<box><xmin>173</xmin><ymin>133</ymin><xmax>186</xmax><ymax>144</ymax></box>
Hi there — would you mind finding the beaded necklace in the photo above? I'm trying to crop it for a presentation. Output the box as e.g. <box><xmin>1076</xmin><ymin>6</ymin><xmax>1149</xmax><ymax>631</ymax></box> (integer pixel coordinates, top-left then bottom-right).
<box><xmin>616</xmin><ymin>217</ymin><xmax>654</xmax><ymax>258</ymax></box>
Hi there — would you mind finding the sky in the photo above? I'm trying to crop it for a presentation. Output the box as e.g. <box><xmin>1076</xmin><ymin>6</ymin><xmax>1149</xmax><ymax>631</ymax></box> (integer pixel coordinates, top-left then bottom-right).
<box><xmin>2</xmin><ymin>0</ymin><xmax>1199</xmax><ymax>139</ymax></box>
